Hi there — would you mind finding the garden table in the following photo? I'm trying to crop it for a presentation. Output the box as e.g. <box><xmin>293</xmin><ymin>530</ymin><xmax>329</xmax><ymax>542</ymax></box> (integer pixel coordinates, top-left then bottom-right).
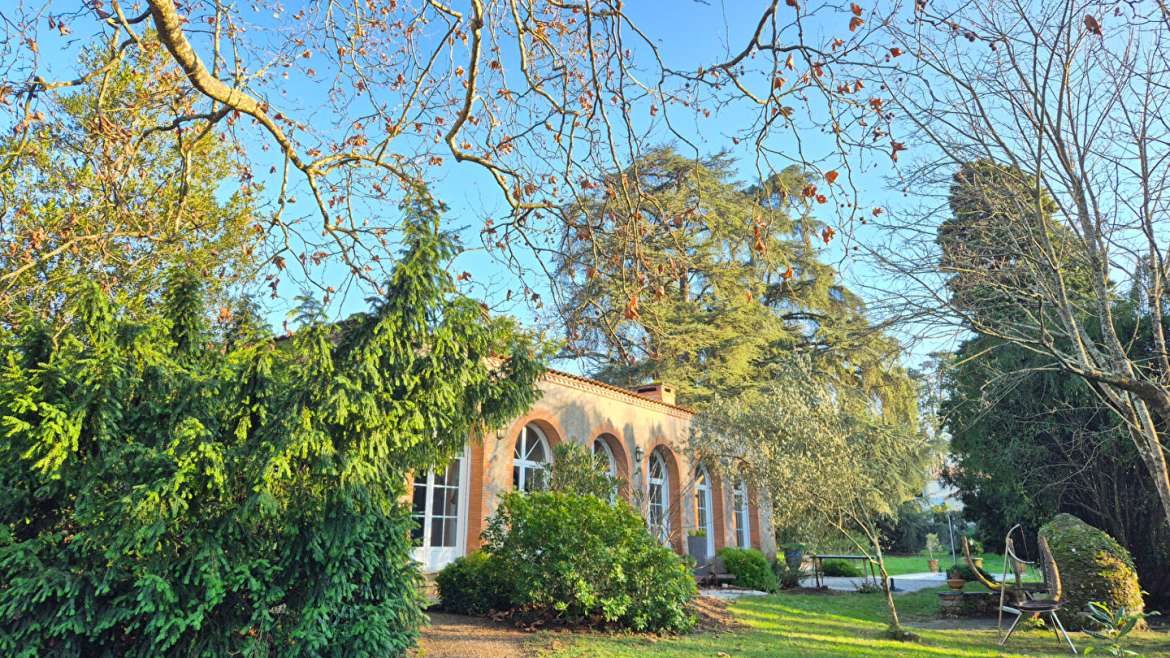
<box><xmin>809</xmin><ymin>553</ymin><xmax>878</xmax><ymax>589</ymax></box>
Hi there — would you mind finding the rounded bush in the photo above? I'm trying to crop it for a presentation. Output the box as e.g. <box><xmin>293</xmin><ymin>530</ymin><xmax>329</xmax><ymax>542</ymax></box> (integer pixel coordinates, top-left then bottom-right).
<box><xmin>435</xmin><ymin>551</ymin><xmax>510</xmax><ymax>616</ymax></box>
<box><xmin>1039</xmin><ymin>514</ymin><xmax>1144</xmax><ymax>628</ymax></box>
<box><xmin>482</xmin><ymin>491</ymin><xmax>696</xmax><ymax>632</ymax></box>
<box><xmin>717</xmin><ymin>547</ymin><xmax>780</xmax><ymax>592</ymax></box>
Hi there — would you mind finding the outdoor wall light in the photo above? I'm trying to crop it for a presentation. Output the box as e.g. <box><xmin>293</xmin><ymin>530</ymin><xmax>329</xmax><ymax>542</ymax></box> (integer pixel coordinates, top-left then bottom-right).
<box><xmin>634</xmin><ymin>446</ymin><xmax>645</xmax><ymax>462</ymax></box>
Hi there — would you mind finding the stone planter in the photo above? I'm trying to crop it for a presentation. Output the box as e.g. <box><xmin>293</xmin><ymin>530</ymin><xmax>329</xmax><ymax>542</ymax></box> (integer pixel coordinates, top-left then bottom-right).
<box><xmin>783</xmin><ymin>548</ymin><xmax>804</xmax><ymax>570</ymax></box>
<box><xmin>687</xmin><ymin>535</ymin><xmax>710</xmax><ymax>565</ymax></box>
<box><xmin>928</xmin><ymin>559</ymin><xmax>940</xmax><ymax>573</ymax></box>
<box><xmin>946</xmin><ymin>577</ymin><xmax>966</xmax><ymax>591</ymax></box>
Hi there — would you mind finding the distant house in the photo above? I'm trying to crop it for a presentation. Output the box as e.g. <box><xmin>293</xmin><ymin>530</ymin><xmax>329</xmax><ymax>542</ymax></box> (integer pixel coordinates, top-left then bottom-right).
<box><xmin>409</xmin><ymin>370</ymin><xmax>776</xmax><ymax>572</ymax></box>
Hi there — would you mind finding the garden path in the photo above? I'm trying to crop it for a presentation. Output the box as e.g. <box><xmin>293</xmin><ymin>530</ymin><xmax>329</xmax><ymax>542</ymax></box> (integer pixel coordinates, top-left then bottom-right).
<box><xmin>800</xmin><ymin>571</ymin><xmax>955</xmax><ymax>593</ymax></box>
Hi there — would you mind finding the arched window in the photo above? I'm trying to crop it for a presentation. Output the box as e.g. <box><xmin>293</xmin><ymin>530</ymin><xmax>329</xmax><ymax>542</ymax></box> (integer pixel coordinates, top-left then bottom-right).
<box><xmin>513</xmin><ymin>424</ymin><xmax>550</xmax><ymax>492</ymax></box>
<box><xmin>593</xmin><ymin>437</ymin><xmax>618</xmax><ymax>502</ymax></box>
<box><xmin>694</xmin><ymin>466</ymin><xmax>715</xmax><ymax>557</ymax></box>
<box><xmin>733</xmin><ymin>479</ymin><xmax>752</xmax><ymax>548</ymax></box>
<box><xmin>648</xmin><ymin>450</ymin><xmax>670</xmax><ymax>543</ymax></box>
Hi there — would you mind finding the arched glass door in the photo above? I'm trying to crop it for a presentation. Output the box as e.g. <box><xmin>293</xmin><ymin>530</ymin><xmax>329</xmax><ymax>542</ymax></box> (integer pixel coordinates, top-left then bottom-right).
<box><xmin>694</xmin><ymin>466</ymin><xmax>715</xmax><ymax>557</ymax></box>
<box><xmin>648</xmin><ymin>450</ymin><xmax>670</xmax><ymax>544</ymax></box>
<box><xmin>513</xmin><ymin>424</ymin><xmax>550</xmax><ymax>492</ymax></box>
<box><xmin>593</xmin><ymin>437</ymin><xmax>617</xmax><ymax>503</ymax></box>
<box><xmin>733</xmin><ymin>478</ymin><xmax>752</xmax><ymax>548</ymax></box>
<box><xmin>410</xmin><ymin>449</ymin><xmax>469</xmax><ymax>572</ymax></box>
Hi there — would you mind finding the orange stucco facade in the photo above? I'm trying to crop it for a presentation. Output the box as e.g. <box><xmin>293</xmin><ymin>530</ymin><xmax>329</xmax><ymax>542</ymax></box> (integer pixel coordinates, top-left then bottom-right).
<box><xmin>413</xmin><ymin>370</ymin><xmax>776</xmax><ymax>572</ymax></box>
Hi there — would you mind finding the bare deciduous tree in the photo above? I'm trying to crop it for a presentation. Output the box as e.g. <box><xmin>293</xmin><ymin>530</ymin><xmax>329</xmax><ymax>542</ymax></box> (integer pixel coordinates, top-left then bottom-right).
<box><xmin>868</xmin><ymin>0</ymin><xmax>1170</xmax><ymax>528</ymax></box>
<box><xmin>1</xmin><ymin>1</ymin><xmax>896</xmax><ymax>312</ymax></box>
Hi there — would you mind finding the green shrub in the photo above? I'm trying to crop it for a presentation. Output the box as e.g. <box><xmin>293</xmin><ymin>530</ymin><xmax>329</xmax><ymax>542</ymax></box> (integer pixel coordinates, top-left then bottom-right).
<box><xmin>436</xmin><ymin>551</ymin><xmax>510</xmax><ymax>615</ymax></box>
<box><xmin>541</xmin><ymin>441</ymin><xmax>621</xmax><ymax>499</ymax></box>
<box><xmin>1039</xmin><ymin>514</ymin><xmax>1145</xmax><ymax>629</ymax></box>
<box><xmin>821</xmin><ymin>559</ymin><xmax>864</xmax><ymax>578</ymax></box>
<box><xmin>718</xmin><ymin>547</ymin><xmax>780</xmax><ymax>592</ymax></box>
<box><xmin>482</xmin><ymin>491</ymin><xmax>696</xmax><ymax>632</ymax></box>
<box><xmin>945</xmin><ymin>563</ymin><xmax>995</xmax><ymax>582</ymax></box>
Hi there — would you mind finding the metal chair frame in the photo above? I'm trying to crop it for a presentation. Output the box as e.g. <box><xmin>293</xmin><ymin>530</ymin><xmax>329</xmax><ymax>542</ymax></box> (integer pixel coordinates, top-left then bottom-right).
<box><xmin>997</xmin><ymin>529</ymin><xmax>1077</xmax><ymax>654</ymax></box>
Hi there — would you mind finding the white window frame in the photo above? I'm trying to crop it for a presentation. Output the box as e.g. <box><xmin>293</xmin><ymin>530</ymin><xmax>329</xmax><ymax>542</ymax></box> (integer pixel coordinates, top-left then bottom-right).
<box><xmin>648</xmin><ymin>450</ymin><xmax>670</xmax><ymax>544</ymax></box>
<box><xmin>513</xmin><ymin>423</ymin><xmax>550</xmax><ymax>492</ymax></box>
<box><xmin>733</xmin><ymin>478</ymin><xmax>752</xmax><ymax>548</ymax></box>
<box><xmin>593</xmin><ymin>437</ymin><xmax>618</xmax><ymax>503</ymax></box>
<box><xmin>410</xmin><ymin>447</ymin><xmax>470</xmax><ymax>572</ymax></box>
<box><xmin>694</xmin><ymin>465</ymin><xmax>715</xmax><ymax>557</ymax></box>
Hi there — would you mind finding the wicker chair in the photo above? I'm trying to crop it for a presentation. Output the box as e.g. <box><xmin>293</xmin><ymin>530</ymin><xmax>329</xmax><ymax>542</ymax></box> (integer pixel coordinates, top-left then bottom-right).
<box><xmin>1000</xmin><ymin>535</ymin><xmax>1077</xmax><ymax>654</ymax></box>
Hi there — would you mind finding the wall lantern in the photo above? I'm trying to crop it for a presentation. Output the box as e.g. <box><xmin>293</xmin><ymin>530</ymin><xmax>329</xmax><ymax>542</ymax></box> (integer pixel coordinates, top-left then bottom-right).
<box><xmin>634</xmin><ymin>446</ymin><xmax>646</xmax><ymax>463</ymax></box>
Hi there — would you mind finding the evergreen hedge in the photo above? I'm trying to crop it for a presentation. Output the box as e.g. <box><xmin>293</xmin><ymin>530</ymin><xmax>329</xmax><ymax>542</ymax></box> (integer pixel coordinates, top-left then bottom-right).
<box><xmin>0</xmin><ymin>194</ymin><xmax>545</xmax><ymax>657</ymax></box>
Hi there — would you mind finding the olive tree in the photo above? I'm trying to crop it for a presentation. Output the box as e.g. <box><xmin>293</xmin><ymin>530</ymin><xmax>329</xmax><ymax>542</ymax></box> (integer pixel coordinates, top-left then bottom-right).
<box><xmin>694</xmin><ymin>357</ymin><xmax>937</xmax><ymax>638</ymax></box>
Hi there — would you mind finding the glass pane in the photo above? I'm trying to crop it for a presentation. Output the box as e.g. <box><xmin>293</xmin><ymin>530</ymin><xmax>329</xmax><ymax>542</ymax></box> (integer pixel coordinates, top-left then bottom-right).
<box><xmin>650</xmin><ymin>455</ymin><xmax>663</xmax><ymax>479</ymax></box>
<box><xmin>529</xmin><ymin>467</ymin><xmax>545</xmax><ymax>491</ymax></box>
<box><xmin>514</xmin><ymin>432</ymin><xmax>525</xmax><ymax>458</ymax></box>
<box><xmin>432</xmin><ymin>488</ymin><xmax>447</xmax><ymax>516</ymax></box>
<box><xmin>527</xmin><ymin>437</ymin><xmax>545</xmax><ymax>462</ymax></box>
<box><xmin>446</xmin><ymin>458</ymin><xmax>462</xmax><ymax>487</ymax></box>
<box><xmin>513</xmin><ymin>465</ymin><xmax>521</xmax><ymax>489</ymax></box>
<box><xmin>442</xmin><ymin>514</ymin><xmax>459</xmax><ymax>546</ymax></box>
<box><xmin>433</xmin><ymin>468</ymin><xmax>446</xmax><ymax>487</ymax></box>
<box><xmin>430</xmin><ymin>517</ymin><xmax>445</xmax><ymax>546</ymax></box>
<box><xmin>593</xmin><ymin>439</ymin><xmax>603</xmax><ymax>455</ymax></box>
<box><xmin>412</xmin><ymin>482</ymin><xmax>427</xmax><ymax>515</ymax></box>
<box><xmin>410</xmin><ymin>517</ymin><xmax>424</xmax><ymax>545</ymax></box>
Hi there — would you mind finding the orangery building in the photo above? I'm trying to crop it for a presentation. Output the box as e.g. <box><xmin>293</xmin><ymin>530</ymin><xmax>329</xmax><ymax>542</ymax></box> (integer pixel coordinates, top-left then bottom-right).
<box><xmin>410</xmin><ymin>370</ymin><xmax>777</xmax><ymax>572</ymax></box>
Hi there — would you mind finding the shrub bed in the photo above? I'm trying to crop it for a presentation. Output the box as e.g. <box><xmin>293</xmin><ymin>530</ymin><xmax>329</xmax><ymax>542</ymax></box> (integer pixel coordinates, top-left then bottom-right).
<box><xmin>454</xmin><ymin>491</ymin><xmax>695</xmax><ymax>632</ymax></box>
<box><xmin>717</xmin><ymin>547</ymin><xmax>780</xmax><ymax>592</ymax></box>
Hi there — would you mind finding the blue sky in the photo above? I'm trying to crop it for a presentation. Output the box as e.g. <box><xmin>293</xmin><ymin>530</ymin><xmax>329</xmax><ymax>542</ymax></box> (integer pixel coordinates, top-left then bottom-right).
<box><xmin>20</xmin><ymin>1</ymin><xmax>961</xmax><ymax>373</ymax></box>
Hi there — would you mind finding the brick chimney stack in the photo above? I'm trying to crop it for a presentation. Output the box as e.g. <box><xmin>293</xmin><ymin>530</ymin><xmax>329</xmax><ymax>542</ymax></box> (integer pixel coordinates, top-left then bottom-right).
<box><xmin>632</xmin><ymin>382</ymin><xmax>676</xmax><ymax>406</ymax></box>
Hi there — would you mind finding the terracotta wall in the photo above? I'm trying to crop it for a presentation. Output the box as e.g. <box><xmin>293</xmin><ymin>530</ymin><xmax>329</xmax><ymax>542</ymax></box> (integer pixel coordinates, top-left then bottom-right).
<box><xmin>465</xmin><ymin>372</ymin><xmax>776</xmax><ymax>559</ymax></box>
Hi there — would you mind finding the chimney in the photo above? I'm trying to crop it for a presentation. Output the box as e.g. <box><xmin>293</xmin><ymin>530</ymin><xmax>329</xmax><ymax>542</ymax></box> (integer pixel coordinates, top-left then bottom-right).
<box><xmin>633</xmin><ymin>382</ymin><xmax>676</xmax><ymax>406</ymax></box>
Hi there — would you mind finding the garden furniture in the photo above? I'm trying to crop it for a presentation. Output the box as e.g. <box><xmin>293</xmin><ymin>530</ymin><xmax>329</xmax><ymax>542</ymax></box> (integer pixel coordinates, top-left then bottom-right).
<box><xmin>809</xmin><ymin>553</ymin><xmax>878</xmax><ymax>588</ymax></box>
<box><xmin>999</xmin><ymin>536</ymin><xmax>1077</xmax><ymax>654</ymax></box>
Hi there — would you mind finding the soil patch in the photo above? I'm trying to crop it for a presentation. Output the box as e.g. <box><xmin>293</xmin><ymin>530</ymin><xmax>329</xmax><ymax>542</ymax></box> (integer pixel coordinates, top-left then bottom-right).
<box><xmin>414</xmin><ymin>612</ymin><xmax>539</xmax><ymax>658</ymax></box>
<box><xmin>692</xmin><ymin>596</ymin><xmax>746</xmax><ymax>632</ymax></box>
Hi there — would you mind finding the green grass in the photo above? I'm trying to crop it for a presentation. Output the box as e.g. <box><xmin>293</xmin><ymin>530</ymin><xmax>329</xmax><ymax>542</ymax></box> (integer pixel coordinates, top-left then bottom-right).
<box><xmin>879</xmin><ymin>553</ymin><xmax>1004</xmax><ymax>576</ymax></box>
<box><xmin>541</xmin><ymin>587</ymin><xmax>1170</xmax><ymax>657</ymax></box>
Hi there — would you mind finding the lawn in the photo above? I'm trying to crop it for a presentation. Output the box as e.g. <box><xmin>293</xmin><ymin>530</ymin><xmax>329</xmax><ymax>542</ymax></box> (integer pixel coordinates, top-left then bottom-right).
<box><xmin>879</xmin><ymin>552</ymin><xmax>1004</xmax><ymax>576</ymax></box>
<box><xmin>542</xmin><ymin>587</ymin><xmax>1170</xmax><ymax>657</ymax></box>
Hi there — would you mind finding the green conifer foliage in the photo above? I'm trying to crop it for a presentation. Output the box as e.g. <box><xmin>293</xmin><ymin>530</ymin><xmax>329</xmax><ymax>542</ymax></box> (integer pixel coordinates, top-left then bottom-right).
<box><xmin>0</xmin><ymin>192</ymin><xmax>545</xmax><ymax>657</ymax></box>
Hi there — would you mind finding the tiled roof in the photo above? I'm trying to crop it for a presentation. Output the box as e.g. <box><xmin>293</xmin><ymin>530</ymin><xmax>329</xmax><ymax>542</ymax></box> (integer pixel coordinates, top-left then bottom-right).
<box><xmin>544</xmin><ymin>369</ymin><xmax>694</xmax><ymax>417</ymax></box>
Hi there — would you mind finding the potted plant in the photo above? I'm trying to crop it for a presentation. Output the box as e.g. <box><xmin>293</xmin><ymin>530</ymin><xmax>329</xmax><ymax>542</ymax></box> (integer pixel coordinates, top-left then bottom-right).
<box><xmin>945</xmin><ymin>565</ymin><xmax>966</xmax><ymax>591</ymax></box>
<box><xmin>967</xmin><ymin>537</ymin><xmax>985</xmax><ymax>569</ymax></box>
<box><xmin>687</xmin><ymin>529</ymin><xmax>709</xmax><ymax>564</ymax></box>
<box><xmin>925</xmin><ymin>533</ymin><xmax>941</xmax><ymax>573</ymax></box>
<box><xmin>781</xmin><ymin>542</ymin><xmax>805</xmax><ymax>570</ymax></box>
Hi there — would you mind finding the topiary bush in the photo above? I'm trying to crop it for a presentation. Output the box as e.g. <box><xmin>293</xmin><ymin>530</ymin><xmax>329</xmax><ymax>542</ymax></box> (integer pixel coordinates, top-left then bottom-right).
<box><xmin>717</xmin><ymin>547</ymin><xmax>780</xmax><ymax>592</ymax></box>
<box><xmin>435</xmin><ymin>551</ymin><xmax>510</xmax><ymax>616</ymax></box>
<box><xmin>482</xmin><ymin>491</ymin><xmax>696</xmax><ymax>632</ymax></box>
<box><xmin>821</xmin><ymin>559</ymin><xmax>863</xmax><ymax>577</ymax></box>
<box><xmin>1039</xmin><ymin>514</ymin><xmax>1145</xmax><ymax>629</ymax></box>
